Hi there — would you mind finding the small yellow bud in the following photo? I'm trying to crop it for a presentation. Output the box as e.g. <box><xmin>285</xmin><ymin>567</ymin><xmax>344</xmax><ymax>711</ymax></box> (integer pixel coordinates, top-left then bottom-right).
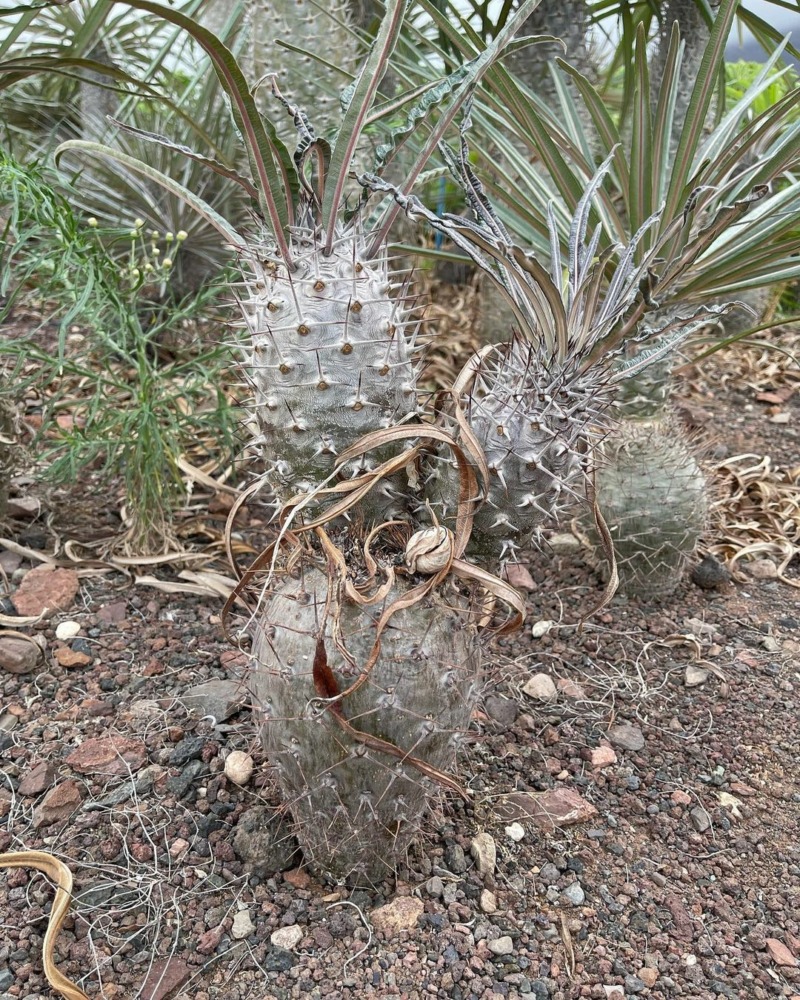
<box><xmin>162</xmin><ymin>257</ymin><xmax>173</xmax><ymax>269</ymax></box>
<box><xmin>129</xmin><ymin>230</ymin><xmax>139</xmax><ymax>238</ymax></box>
<box><xmin>165</xmin><ymin>231</ymin><xmax>174</xmax><ymax>242</ymax></box>
<box><xmin>176</xmin><ymin>230</ymin><xmax>188</xmax><ymax>241</ymax></box>
<box><xmin>144</xmin><ymin>263</ymin><xmax>154</xmax><ymax>272</ymax></box>
<box><xmin>134</xmin><ymin>218</ymin><xmax>145</xmax><ymax>228</ymax></box>
<box><xmin>151</xmin><ymin>246</ymin><xmax>160</xmax><ymax>256</ymax></box>
<box><xmin>87</xmin><ymin>217</ymin><xmax>98</xmax><ymax>228</ymax></box>
<box><xmin>130</xmin><ymin>268</ymin><xmax>140</xmax><ymax>278</ymax></box>
<box><xmin>149</xmin><ymin>230</ymin><xmax>159</xmax><ymax>239</ymax></box>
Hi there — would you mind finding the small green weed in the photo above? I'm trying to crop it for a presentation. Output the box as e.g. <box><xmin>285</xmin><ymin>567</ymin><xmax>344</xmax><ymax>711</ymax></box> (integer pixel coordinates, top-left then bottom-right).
<box><xmin>0</xmin><ymin>150</ymin><xmax>239</xmax><ymax>554</ymax></box>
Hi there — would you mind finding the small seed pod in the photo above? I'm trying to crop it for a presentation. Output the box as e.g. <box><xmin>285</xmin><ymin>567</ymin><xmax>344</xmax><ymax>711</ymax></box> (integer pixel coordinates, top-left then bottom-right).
<box><xmin>224</xmin><ymin>750</ymin><xmax>254</xmax><ymax>786</ymax></box>
<box><xmin>405</xmin><ymin>525</ymin><xmax>454</xmax><ymax>574</ymax></box>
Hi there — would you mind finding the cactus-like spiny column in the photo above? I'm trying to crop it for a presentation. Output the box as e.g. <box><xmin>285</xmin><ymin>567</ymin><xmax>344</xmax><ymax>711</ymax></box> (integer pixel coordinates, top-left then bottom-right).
<box><xmin>440</xmin><ymin>339</ymin><xmax>607</xmax><ymax>562</ymax></box>
<box><xmin>584</xmin><ymin>415</ymin><xmax>708</xmax><ymax>598</ymax></box>
<box><xmin>578</xmin><ymin>343</ymin><xmax>708</xmax><ymax>598</ymax></box>
<box><xmin>250</xmin><ymin>566</ymin><xmax>480</xmax><ymax>885</ymax></box>
<box><xmin>241</xmin><ymin>220</ymin><xmax>419</xmax><ymax>519</ymax></box>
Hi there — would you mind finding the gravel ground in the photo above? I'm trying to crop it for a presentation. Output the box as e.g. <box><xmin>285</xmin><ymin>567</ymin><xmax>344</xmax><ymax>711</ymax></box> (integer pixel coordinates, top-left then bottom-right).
<box><xmin>1</xmin><ymin>342</ymin><xmax>798</xmax><ymax>1000</ymax></box>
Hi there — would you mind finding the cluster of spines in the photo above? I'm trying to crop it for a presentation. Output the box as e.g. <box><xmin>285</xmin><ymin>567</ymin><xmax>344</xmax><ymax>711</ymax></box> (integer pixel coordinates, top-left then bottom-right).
<box><xmin>240</xmin><ymin>225</ymin><xmax>421</xmax><ymax>518</ymax></box>
<box><xmin>250</xmin><ymin>567</ymin><xmax>481</xmax><ymax>884</ymax></box>
<box><xmin>431</xmin><ymin>338</ymin><xmax>611</xmax><ymax>563</ymax></box>
<box><xmin>584</xmin><ymin>415</ymin><xmax>708</xmax><ymax>598</ymax></box>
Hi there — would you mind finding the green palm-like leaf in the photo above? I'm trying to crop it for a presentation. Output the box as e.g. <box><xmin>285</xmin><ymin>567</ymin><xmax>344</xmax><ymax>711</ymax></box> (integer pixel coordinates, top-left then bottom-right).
<box><xmin>55</xmin><ymin>139</ymin><xmax>245</xmax><ymax>247</ymax></box>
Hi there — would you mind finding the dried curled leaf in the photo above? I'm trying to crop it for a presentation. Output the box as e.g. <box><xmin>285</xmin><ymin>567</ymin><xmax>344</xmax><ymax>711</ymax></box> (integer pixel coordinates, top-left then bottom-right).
<box><xmin>0</xmin><ymin>851</ymin><xmax>89</xmax><ymax>1000</ymax></box>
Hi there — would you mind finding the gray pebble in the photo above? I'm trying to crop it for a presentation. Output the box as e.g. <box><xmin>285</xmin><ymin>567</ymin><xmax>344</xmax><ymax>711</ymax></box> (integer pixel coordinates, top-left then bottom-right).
<box><xmin>166</xmin><ymin>758</ymin><xmax>204</xmax><ymax>798</ymax></box>
<box><xmin>691</xmin><ymin>806</ymin><xmax>712</xmax><ymax>832</ymax></box>
<box><xmin>426</xmin><ymin>875</ymin><xmax>445</xmax><ymax>898</ymax></box>
<box><xmin>561</xmin><ymin>883</ymin><xmax>585</xmax><ymax>906</ymax></box>
<box><xmin>445</xmin><ymin>843</ymin><xmax>467</xmax><ymax>874</ymax></box>
<box><xmin>538</xmin><ymin>862</ymin><xmax>560</xmax><ymax>884</ymax></box>
<box><xmin>169</xmin><ymin>735</ymin><xmax>206</xmax><ymax>766</ymax></box>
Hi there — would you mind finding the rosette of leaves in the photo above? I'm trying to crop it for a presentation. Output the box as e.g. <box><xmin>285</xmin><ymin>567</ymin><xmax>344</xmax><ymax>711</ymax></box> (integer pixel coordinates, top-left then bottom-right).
<box><xmin>365</xmin><ymin>139</ymin><xmax>725</xmax><ymax>567</ymax></box>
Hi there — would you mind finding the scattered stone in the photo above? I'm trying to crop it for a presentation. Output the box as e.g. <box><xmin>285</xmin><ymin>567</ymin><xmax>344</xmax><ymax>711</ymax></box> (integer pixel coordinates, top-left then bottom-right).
<box><xmin>746</xmin><ymin>558</ymin><xmax>778</xmax><ymax>580</ymax></box>
<box><xmin>0</xmin><ymin>549</ymin><xmax>22</xmax><ymax>574</ymax></box>
<box><xmin>624</xmin><ymin>974</ymin><xmax>648</xmax><ymax>994</ymax></box>
<box><xmin>96</xmin><ymin>600</ymin><xmax>128</xmax><ymax>624</ymax></box>
<box><xmin>196</xmin><ymin>926</ymin><xmax>223</xmax><ymax>955</ymax></box>
<box><xmin>140</xmin><ymin>956</ymin><xmax>190</xmax><ymax>1000</ymax></box>
<box><xmin>691</xmin><ymin>554</ymin><xmax>730</xmax><ymax>590</ymax></box>
<box><xmin>685</xmin><ymin>664</ymin><xmax>710</xmax><ymax>687</ymax></box>
<box><xmin>487</xmin><ymin>936</ymin><xmax>514</xmax><ymax>956</ymax></box>
<box><xmin>426</xmin><ymin>876</ymin><xmax>444</xmax><ymax>898</ymax></box>
<box><xmin>522</xmin><ymin>672</ymin><xmax>557</xmax><ymax>701</ymax></box>
<box><xmin>480</xmin><ymin>889</ymin><xmax>498</xmax><ymax>914</ymax></box>
<box><xmin>505</xmin><ymin>822</ymin><xmax>525</xmax><ymax>842</ymax></box>
<box><xmin>181</xmin><ymin>679</ymin><xmax>245</xmax><ymax>722</ymax></box>
<box><xmin>264</xmin><ymin>948</ymin><xmax>296</xmax><ymax>973</ymax></box>
<box><xmin>549</xmin><ymin>532</ymin><xmax>581</xmax><ymax>555</ymax></box>
<box><xmin>498</xmin><ymin>788</ymin><xmax>599</xmax><ymax>831</ymax></box>
<box><xmin>0</xmin><ymin>635</ymin><xmax>40</xmax><ymax>674</ymax></box>
<box><xmin>166</xmin><ymin>759</ymin><xmax>203</xmax><ymax>799</ymax></box>
<box><xmin>370</xmin><ymin>896</ymin><xmax>424</xmax><ymax>935</ymax></box>
<box><xmin>603</xmin><ymin>988</ymin><xmax>624</xmax><ymax>1000</ymax></box>
<box><xmin>54</xmin><ymin>646</ymin><xmax>92</xmax><ymax>668</ymax></box>
<box><xmin>168</xmin><ymin>736</ymin><xmax>206</xmax><ymax>766</ymax></box>
<box><xmin>271</xmin><ymin>924</ymin><xmax>303</xmax><ymax>951</ymax></box>
<box><xmin>671</xmin><ymin>789</ymin><xmax>692</xmax><ymax>806</ymax></box>
<box><xmin>55</xmin><ymin>620</ymin><xmax>81</xmax><ymax>640</ymax></box>
<box><xmin>33</xmin><ymin>780</ymin><xmax>83</xmax><ymax>828</ymax></box>
<box><xmin>444</xmin><ymin>842</ymin><xmax>467</xmax><ymax>873</ymax></box>
<box><xmin>538</xmin><ymin>862</ymin><xmax>560</xmax><ymax>884</ymax></box>
<box><xmin>283</xmin><ymin>868</ymin><xmax>312</xmax><ymax>890</ymax></box>
<box><xmin>169</xmin><ymin>838</ymin><xmax>189</xmax><ymax>859</ymax></box>
<box><xmin>11</xmin><ymin>565</ymin><xmax>79</xmax><ymax>618</ymax></box>
<box><xmin>531</xmin><ymin>619</ymin><xmax>555</xmax><ymax>638</ymax></box>
<box><xmin>589</xmin><ymin>744</ymin><xmax>617</xmax><ymax>769</ymax></box>
<box><xmin>503</xmin><ymin>562</ymin><xmax>536</xmax><ymax>590</ymax></box>
<box><xmin>66</xmin><ymin>736</ymin><xmax>147</xmax><ymax>777</ymax></box>
<box><xmin>608</xmin><ymin>722</ymin><xmax>645</xmax><ymax>752</ymax></box>
<box><xmin>690</xmin><ymin>806</ymin><xmax>711</xmax><ymax>832</ymax></box>
<box><xmin>231</xmin><ymin>910</ymin><xmax>255</xmax><ymax>940</ymax></box>
<box><xmin>766</xmin><ymin>939</ymin><xmax>798</xmax><ymax>967</ymax></box>
<box><xmin>225</xmin><ymin>750</ymin><xmax>254</xmax><ymax>785</ymax></box>
<box><xmin>556</xmin><ymin>677</ymin><xmax>586</xmax><ymax>700</ymax></box>
<box><xmin>18</xmin><ymin>761</ymin><xmax>56</xmax><ymax>797</ymax></box>
<box><xmin>470</xmin><ymin>832</ymin><xmax>497</xmax><ymax>875</ymax></box>
<box><xmin>485</xmin><ymin>695</ymin><xmax>518</xmax><ymax>727</ymax></box>
<box><xmin>561</xmin><ymin>883</ymin><xmax>585</xmax><ymax>906</ymax></box>
<box><xmin>762</xmin><ymin>636</ymin><xmax>781</xmax><ymax>653</ymax></box>
<box><xmin>638</xmin><ymin>967</ymin><xmax>658</xmax><ymax>987</ymax></box>
<box><xmin>232</xmin><ymin>806</ymin><xmax>300</xmax><ymax>873</ymax></box>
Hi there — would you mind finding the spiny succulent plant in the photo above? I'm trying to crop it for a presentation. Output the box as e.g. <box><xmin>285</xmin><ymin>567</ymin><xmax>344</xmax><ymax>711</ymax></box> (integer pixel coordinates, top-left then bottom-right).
<box><xmin>579</xmin><ymin>413</ymin><xmax>708</xmax><ymax>598</ymax></box>
<box><xmin>572</xmin><ymin>334</ymin><xmax>708</xmax><ymax>598</ymax></box>
<box><xmin>200</xmin><ymin>0</ymin><xmax>359</xmax><ymax>147</ymax></box>
<box><xmin>50</xmin><ymin>0</ymin><xmax>543</xmax><ymax>881</ymax></box>
<box><xmin>366</xmin><ymin>141</ymin><xmax>720</xmax><ymax>566</ymax></box>
<box><xmin>250</xmin><ymin>565</ymin><xmax>481</xmax><ymax>883</ymax></box>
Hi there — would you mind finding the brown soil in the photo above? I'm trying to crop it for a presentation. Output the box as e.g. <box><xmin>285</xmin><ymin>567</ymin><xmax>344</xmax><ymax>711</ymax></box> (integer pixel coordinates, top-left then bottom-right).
<box><xmin>1</xmin><ymin>324</ymin><xmax>799</xmax><ymax>1000</ymax></box>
